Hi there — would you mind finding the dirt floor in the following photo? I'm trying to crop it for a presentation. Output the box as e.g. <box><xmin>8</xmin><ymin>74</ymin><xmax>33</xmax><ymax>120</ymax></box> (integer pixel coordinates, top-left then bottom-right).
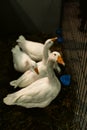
<box><xmin>0</xmin><ymin>1</ymin><xmax>86</xmax><ymax>130</ymax></box>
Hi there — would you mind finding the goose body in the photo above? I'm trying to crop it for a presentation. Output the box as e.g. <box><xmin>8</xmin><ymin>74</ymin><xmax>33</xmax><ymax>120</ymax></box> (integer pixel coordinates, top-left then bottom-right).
<box><xmin>3</xmin><ymin>53</ymin><xmax>61</xmax><ymax>108</ymax></box>
<box><xmin>10</xmin><ymin>61</ymin><xmax>46</xmax><ymax>88</ymax></box>
<box><xmin>10</xmin><ymin>38</ymin><xmax>64</xmax><ymax>88</ymax></box>
<box><xmin>11</xmin><ymin>45</ymin><xmax>37</xmax><ymax>73</ymax></box>
<box><xmin>17</xmin><ymin>35</ymin><xmax>45</xmax><ymax>61</ymax></box>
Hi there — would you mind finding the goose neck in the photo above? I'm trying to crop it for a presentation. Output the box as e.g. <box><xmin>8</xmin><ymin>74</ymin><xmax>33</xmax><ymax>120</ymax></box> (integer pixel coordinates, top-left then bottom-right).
<box><xmin>47</xmin><ymin>59</ymin><xmax>56</xmax><ymax>80</ymax></box>
<box><xmin>42</xmin><ymin>41</ymin><xmax>53</xmax><ymax>64</ymax></box>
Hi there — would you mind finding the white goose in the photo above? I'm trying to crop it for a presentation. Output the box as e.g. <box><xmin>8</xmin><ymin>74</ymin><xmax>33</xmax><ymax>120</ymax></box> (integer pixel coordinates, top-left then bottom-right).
<box><xmin>10</xmin><ymin>38</ymin><xmax>64</xmax><ymax>88</ymax></box>
<box><xmin>3</xmin><ymin>52</ymin><xmax>63</xmax><ymax>108</ymax></box>
<box><xmin>11</xmin><ymin>45</ymin><xmax>37</xmax><ymax>73</ymax></box>
<box><xmin>17</xmin><ymin>35</ymin><xmax>50</xmax><ymax>61</ymax></box>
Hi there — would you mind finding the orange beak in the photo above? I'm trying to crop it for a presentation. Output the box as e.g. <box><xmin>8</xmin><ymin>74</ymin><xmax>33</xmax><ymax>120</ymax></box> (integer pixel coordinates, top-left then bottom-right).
<box><xmin>34</xmin><ymin>67</ymin><xmax>39</xmax><ymax>74</ymax></box>
<box><xmin>57</xmin><ymin>56</ymin><xmax>65</xmax><ymax>66</ymax></box>
<box><xmin>51</xmin><ymin>37</ymin><xmax>57</xmax><ymax>42</ymax></box>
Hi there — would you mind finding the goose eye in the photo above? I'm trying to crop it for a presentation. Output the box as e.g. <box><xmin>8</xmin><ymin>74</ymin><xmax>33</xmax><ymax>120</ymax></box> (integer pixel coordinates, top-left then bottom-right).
<box><xmin>33</xmin><ymin>65</ymin><xmax>35</xmax><ymax>68</ymax></box>
<box><xmin>54</xmin><ymin>53</ymin><xmax>56</xmax><ymax>56</ymax></box>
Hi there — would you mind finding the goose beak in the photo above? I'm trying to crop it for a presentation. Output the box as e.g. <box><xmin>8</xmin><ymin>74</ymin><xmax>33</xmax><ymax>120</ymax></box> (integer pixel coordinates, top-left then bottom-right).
<box><xmin>57</xmin><ymin>56</ymin><xmax>65</xmax><ymax>66</ymax></box>
<box><xmin>34</xmin><ymin>67</ymin><xmax>39</xmax><ymax>74</ymax></box>
<box><xmin>51</xmin><ymin>37</ymin><xmax>57</xmax><ymax>42</ymax></box>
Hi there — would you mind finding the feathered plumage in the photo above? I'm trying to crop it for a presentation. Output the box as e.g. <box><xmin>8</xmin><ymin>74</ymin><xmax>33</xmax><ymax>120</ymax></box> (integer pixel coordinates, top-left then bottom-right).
<box><xmin>11</xmin><ymin>45</ymin><xmax>37</xmax><ymax>73</ymax></box>
<box><xmin>17</xmin><ymin>35</ymin><xmax>44</xmax><ymax>61</ymax></box>
<box><xmin>10</xmin><ymin>38</ymin><xmax>64</xmax><ymax>88</ymax></box>
<box><xmin>3</xmin><ymin>52</ymin><xmax>62</xmax><ymax>108</ymax></box>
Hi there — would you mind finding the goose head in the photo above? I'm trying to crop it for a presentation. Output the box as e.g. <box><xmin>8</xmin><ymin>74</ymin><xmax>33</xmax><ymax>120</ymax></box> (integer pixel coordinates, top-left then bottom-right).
<box><xmin>49</xmin><ymin>51</ymin><xmax>65</xmax><ymax>66</ymax></box>
<box><xmin>44</xmin><ymin>37</ymin><xmax>57</xmax><ymax>48</ymax></box>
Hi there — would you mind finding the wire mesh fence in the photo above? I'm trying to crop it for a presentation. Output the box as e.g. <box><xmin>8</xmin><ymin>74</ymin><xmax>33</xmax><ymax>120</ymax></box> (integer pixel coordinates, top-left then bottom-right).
<box><xmin>62</xmin><ymin>40</ymin><xmax>87</xmax><ymax>130</ymax></box>
<box><xmin>62</xmin><ymin>1</ymin><xmax>87</xmax><ymax>129</ymax></box>
<box><xmin>75</xmin><ymin>42</ymin><xmax>87</xmax><ymax>130</ymax></box>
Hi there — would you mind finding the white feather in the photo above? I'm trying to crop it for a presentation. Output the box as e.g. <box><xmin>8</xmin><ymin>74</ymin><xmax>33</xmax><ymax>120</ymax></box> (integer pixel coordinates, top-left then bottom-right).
<box><xmin>3</xmin><ymin>53</ymin><xmax>61</xmax><ymax>108</ymax></box>
<box><xmin>11</xmin><ymin>45</ymin><xmax>37</xmax><ymax>73</ymax></box>
<box><xmin>10</xmin><ymin>38</ymin><xmax>63</xmax><ymax>88</ymax></box>
<box><xmin>17</xmin><ymin>35</ymin><xmax>44</xmax><ymax>61</ymax></box>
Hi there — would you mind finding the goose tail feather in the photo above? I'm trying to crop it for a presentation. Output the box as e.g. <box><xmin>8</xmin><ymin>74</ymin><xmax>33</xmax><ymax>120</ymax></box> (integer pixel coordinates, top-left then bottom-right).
<box><xmin>11</xmin><ymin>45</ymin><xmax>20</xmax><ymax>54</ymax></box>
<box><xmin>10</xmin><ymin>80</ymin><xmax>18</xmax><ymax>88</ymax></box>
<box><xmin>3</xmin><ymin>94</ymin><xmax>17</xmax><ymax>105</ymax></box>
<box><xmin>16</xmin><ymin>35</ymin><xmax>26</xmax><ymax>43</ymax></box>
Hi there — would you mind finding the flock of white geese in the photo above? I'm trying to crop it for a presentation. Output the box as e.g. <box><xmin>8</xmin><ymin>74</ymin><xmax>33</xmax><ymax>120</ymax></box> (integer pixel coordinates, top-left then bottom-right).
<box><xmin>3</xmin><ymin>35</ymin><xmax>65</xmax><ymax>108</ymax></box>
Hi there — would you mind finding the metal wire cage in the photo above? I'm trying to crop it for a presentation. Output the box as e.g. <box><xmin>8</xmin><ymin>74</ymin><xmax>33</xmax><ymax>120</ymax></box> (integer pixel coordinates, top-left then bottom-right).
<box><xmin>61</xmin><ymin>37</ymin><xmax>87</xmax><ymax>130</ymax></box>
<box><xmin>62</xmin><ymin>1</ymin><xmax>87</xmax><ymax>129</ymax></box>
<box><xmin>74</xmin><ymin>42</ymin><xmax>87</xmax><ymax>130</ymax></box>
<box><xmin>0</xmin><ymin>1</ymin><xmax>86</xmax><ymax>130</ymax></box>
